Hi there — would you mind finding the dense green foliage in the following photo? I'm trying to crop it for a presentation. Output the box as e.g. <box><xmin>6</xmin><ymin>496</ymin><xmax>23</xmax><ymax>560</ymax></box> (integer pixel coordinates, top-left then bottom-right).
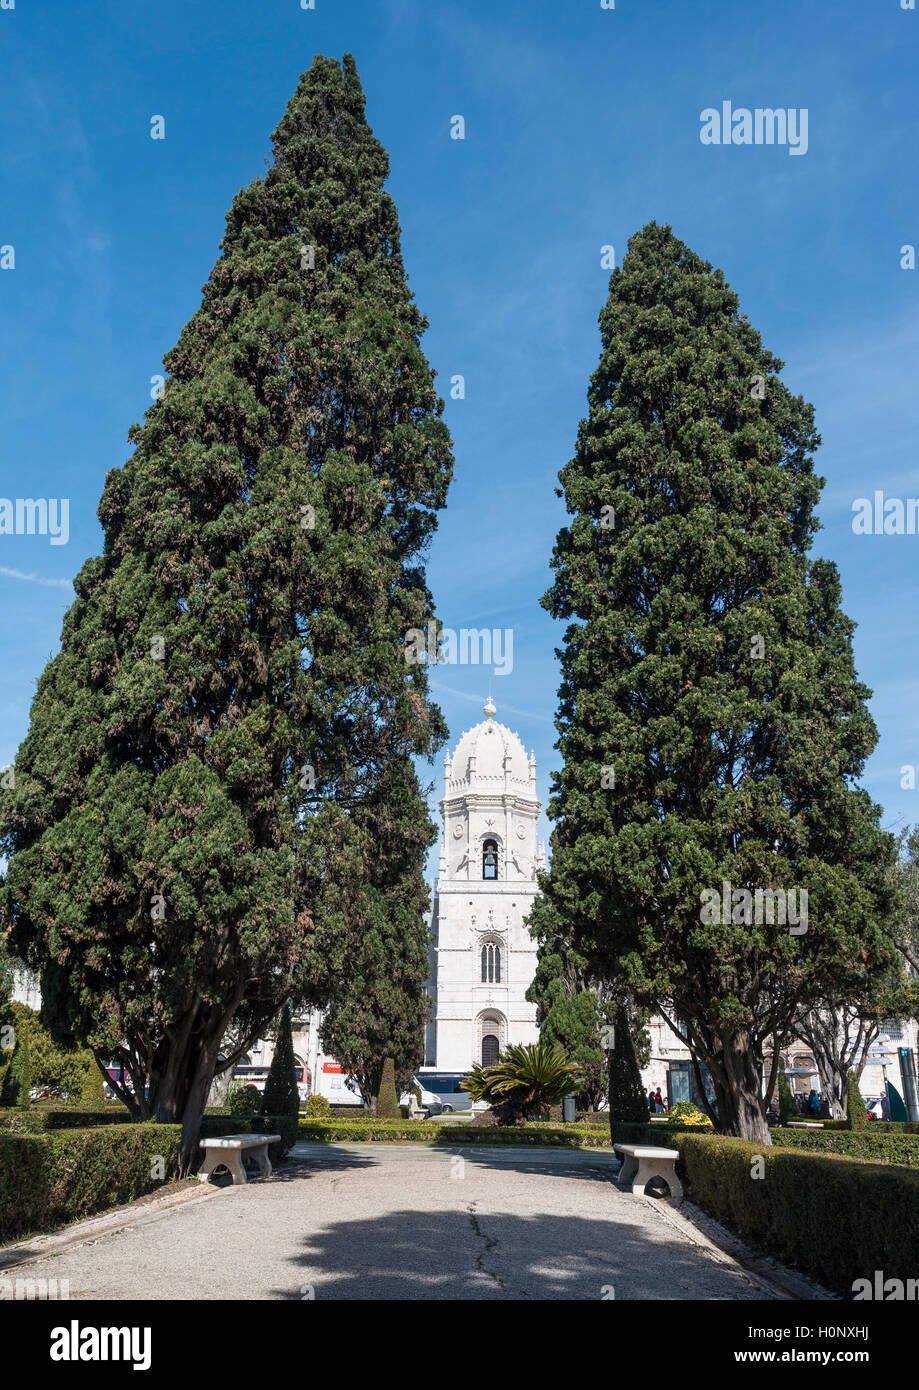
<box><xmin>777</xmin><ymin>1059</ymin><xmax>796</xmax><ymax>1125</ymax></box>
<box><xmin>607</xmin><ymin>1005</ymin><xmax>649</xmax><ymax>1125</ymax></box>
<box><xmin>303</xmin><ymin>1093</ymin><xmax>331</xmax><ymax>1116</ymax></box>
<box><xmin>0</xmin><ymin>1004</ymin><xmax>93</xmax><ymax>1102</ymax></box>
<box><xmin>307</xmin><ymin>757</ymin><xmax>435</xmax><ymax>1105</ymax></box>
<box><xmin>772</xmin><ymin>1125</ymin><xmax>919</xmax><ymax>1165</ymax></box>
<box><xmin>526</xmin><ymin>906</ymin><xmax>613</xmax><ymax>1110</ymax></box>
<box><xmin>0</xmin><ymin>1106</ymin><xmax>133</xmax><ymax>1133</ymax></box>
<box><xmin>0</xmin><ymin>55</ymin><xmax>452</xmax><ymax>1165</ymax></box>
<box><xmin>225</xmin><ymin>1083</ymin><xmax>263</xmax><ymax>1116</ymax></box>
<box><xmin>669</xmin><ymin>1133</ymin><xmax>919</xmax><ymax>1296</ymax></box>
<box><xmin>0</xmin><ymin>1124</ymin><xmax>184</xmax><ymax>1242</ymax></box>
<box><xmin>262</xmin><ymin>1004</ymin><xmax>300</xmax><ymax>1118</ymax></box>
<box><xmin>80</xmin><ymin>1062</ymin><xmax>106</xmax><ymax>1106</ymax></box>
<box><xmin>296</xmin><ymin>1118</ymin><xmax>611</xmax><ymax>1146</ymax></box>
<box><xmin>536</xmin><ymin>221</ymin><xmax>900</xmax><ymax>1142</ymax></box>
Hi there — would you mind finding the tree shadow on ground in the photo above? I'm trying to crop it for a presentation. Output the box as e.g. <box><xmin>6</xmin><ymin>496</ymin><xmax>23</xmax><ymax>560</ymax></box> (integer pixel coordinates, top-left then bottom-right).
<box><xmin>270</xmin><ymin>1202</ymin><xmax>770</xmax><ymax>1301</ymax></box>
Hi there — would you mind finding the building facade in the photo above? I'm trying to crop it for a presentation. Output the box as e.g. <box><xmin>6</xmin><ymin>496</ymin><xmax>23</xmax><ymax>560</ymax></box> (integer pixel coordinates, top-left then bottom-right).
<box><xmin>424</xmin><ymin>698</ymin><xmax>544</xmax><ymax>1071</ymax></box>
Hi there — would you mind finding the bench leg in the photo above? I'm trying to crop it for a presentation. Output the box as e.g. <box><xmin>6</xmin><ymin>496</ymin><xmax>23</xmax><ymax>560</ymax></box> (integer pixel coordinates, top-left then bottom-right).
<box><xmin>250</xmin><ymin>1145</ymin><xmax>273</xmax><ymax>1180</ymax></box>
<box><xmin>197</xmin><ymin>1152</ymin><xmax>219</xmax><ymax>1183</ymax></box>
<box><xmin>617</xmin><ymin>1153</ymin><xmax>639</xmax><ymax>1188</ymax></box>
<box><xmin>225</xmin><ymin>1151</ymin><xmax>248</xmax><ymax>1185</ymax></box>
<box><xmin>629</xmin><ymin>1162</ymin><xmax>683</xmax><ymax>1203</ymax></box>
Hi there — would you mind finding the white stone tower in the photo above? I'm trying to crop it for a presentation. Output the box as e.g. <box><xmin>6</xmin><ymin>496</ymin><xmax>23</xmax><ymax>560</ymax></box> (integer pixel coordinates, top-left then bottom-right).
<box><xmin>425</xmin><ymin>698</ymin><xmax>545</xmax><ymax>1070</ymax></box>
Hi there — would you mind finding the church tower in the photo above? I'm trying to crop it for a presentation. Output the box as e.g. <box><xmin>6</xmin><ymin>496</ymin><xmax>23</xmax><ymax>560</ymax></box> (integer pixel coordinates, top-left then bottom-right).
<box><xmin>425</xmin><ymin>699</ymin><xmax>545</xmax><ymax>1070</ymax></box>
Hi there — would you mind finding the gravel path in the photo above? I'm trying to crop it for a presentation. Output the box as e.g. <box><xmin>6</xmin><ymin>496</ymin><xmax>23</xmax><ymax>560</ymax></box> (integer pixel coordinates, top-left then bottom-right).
<box><xmin>14</xmin><ymin>1143</ymin><xmax>779</xmax><ymax>1300</ymax></box>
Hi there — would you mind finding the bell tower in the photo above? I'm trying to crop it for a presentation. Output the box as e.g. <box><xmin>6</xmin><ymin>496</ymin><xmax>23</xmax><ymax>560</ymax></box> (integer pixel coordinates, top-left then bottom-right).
<box><xmin>425</xmin><ymin>700</ymin><xmax>544</xmax><ymax>1070</ymax></box>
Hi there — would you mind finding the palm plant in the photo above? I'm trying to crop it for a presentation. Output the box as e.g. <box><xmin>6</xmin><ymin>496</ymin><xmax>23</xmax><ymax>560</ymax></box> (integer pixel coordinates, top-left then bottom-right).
<box><xmin>462</xmin><ymin>1041</ymin><xmax>582</xmax><ymax>1125</ymax></box>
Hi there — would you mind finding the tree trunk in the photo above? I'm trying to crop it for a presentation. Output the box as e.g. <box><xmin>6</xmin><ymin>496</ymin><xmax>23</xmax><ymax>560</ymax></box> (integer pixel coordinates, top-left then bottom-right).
<box><xmin>708</xmin><ymin>1037</ymin><xmax>773</xmax><ymax>1144</ymax></box>
<box><xmin>177</xmin><ymin>1040</ymin><xmax>223</xmax><ymax>1175</ymax></box>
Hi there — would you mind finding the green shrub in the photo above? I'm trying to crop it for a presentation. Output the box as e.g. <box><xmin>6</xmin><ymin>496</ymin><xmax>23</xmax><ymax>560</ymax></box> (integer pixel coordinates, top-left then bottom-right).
<box><xmin>846</xmin><ymin>1070</ymin><xmax>867</xmax><ymax>1131</ymax></box>
<box><xmin>375</xmin><ymin>1058</ymin><xmax>399</xmax><ymax>1119</ymax></box>
<box><xmin>773</xmin><ymin>1125</ymin><xmax>919</xmax><ymax>1166</ymax></box>
<box><xmin>672</xmin><ymin>1132</ymin><xmax>919</xmax><ymax>1295</ymax></box>
<box><xmin>296</xmin><ymin>1118</ymin><xmax>611</xmax><ymax>1147</ymax></box>
<box><xmin>0</xmin><ymin>1106</ymin><xmax>133</xmax><ymax>1133</ymax></box>
<box><xmin>262</xmin><ymin>1004</ymin><xmax>300</xmax><ymax>1118</ymax></box>
<box><xmin>225</xmin><ymin>1082</ymin><xmax>263</xmax><ymax>1116</ymax></box>
<box><xmin>666</xmin><ymin>1101</ymin><xmax>713</xmax><ymax>1127</ymax></box>
<box><xmin>3</xmin><ymin>1023</ymin><xmax>31</xmax><ymax>1109</ymax></box>
<box><xmin>304</xmin><ymin>1094</ymin><xmax>331</xmax><ymax>1117</ymax></box>
<box><xmin>778</xmin><ymin>1060</ymin><xmax>796</xmax><ymax>1126</ymax></box>
<box><xmin>0</xmin><ymin>1123</ymin><xmax>184</xmax><ymax>1242</ymax></box>
<box><xmin>608</xmin><ymin>1008</ymin><xmax>648</xmax><ymax>1125</ymax></box>
<box><xmin>80</xmin><ymin>1064</ymin><xmax>106</xmax><ymax>1107</ymax></box>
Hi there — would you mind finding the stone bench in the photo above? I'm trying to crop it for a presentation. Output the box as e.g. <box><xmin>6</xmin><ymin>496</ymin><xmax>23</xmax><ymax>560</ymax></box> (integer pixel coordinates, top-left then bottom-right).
<box><xmin>198</xmin><ymin>1133</ymin><xmax>281</xmax><ymax>1186</ymax></box>
<box><xmin>613</xmin><ymin>1143</ymin><xmax>683</xmax><ymax>1202</ymax></box>
<box><xmin>787</xmin><ymin>1120</ymin><xmax>824</xmax><ymax>1128</ymax></box>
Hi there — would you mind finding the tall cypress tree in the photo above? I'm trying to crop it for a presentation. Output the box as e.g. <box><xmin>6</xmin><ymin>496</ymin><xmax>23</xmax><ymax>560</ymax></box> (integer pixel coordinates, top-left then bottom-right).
<box><xmin>307</xmin><ymin>755</ymin><xmax>435</xmax><ymax>1104</ymax></box>
<box><xmin>0</xmin><ymin>56</ymin><xmax>452</xmax><ymax>1165</ymax></box>
<box><xmin>527</xmin><ymin>900</ymin><xmax>613</xmax><ymax>1112</ymax></box>
<box><xmin>539</xmin><ymin>222</ymin><xmax>899</xmax><ymax>1143</ymax></box>
<box><xmin>263</xmin><ymin>1002</ymin><xmax>300</xmax><ymax>1118</ymax></box>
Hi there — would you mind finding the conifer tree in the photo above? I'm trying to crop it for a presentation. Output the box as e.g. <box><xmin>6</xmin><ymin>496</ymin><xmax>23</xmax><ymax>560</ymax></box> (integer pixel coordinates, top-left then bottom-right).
<box><xmin>263</xmin><ymin>1003</ymin><xmax>300</xmax><ymax>1118</ymax></box>
<box><xmin>0</xmin><ymin>55</ymin><xmax>452</xmax><ymax>1166</ymax></box>
<box><xmin>527</xmin><ymin>903</ymin><xmax>613</xmax><ymax>1111</ymax></box>
<box><xmin>307</xmin><ymin>756</ymin><xmax>434</xmax><ymax>1104</ymax></box>
<box><xmin>608</xmin><ymin>1004</ymin><xmax>648</xmax><ymax>1126</ymax></box>
<box><xmin>539</xmin><ymin>222</ymin><xmax>900</xmax><ymax>1143</ymax></box>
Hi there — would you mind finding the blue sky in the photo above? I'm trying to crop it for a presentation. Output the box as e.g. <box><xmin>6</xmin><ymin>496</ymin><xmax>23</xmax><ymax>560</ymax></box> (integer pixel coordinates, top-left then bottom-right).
<box><xmin>1</xmin><ymin>0</ymin><xmax>917</xmax><ymax>859</ymax></box>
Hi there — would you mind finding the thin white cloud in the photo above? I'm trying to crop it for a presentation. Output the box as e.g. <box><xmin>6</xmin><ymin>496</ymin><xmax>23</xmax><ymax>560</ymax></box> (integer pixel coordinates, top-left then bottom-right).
<box><xmin>0</xmin><ymin>566</ymin><xmax>72</xmax><ymax>590</ymax></box>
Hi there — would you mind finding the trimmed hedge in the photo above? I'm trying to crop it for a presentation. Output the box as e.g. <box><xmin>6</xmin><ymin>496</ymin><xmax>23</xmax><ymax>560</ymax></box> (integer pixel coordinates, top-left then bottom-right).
<box><xmin>0</xmin><ymin>1124</ymin><xmax>184</xmax><ymax>1242</ymax></box>
<box><xmin>0</xmin><ymin>1106</ymin><xmax>134</xmax><ymax>1133</ymax></box>
<box><xmin>0</xmin><ymin>1107</ymin><xmax>297</xmax><ymax>1154</ymax></box>
<box><xmin>673</xmin><ymin>1133</ymin><xmax>919</xmax><ymax>1295</ymax></box>
<box><xmin>296</xmin><ymin>1118</ymin><xmax>612</xmax><ymax>1147</ymax></box>
<box><xmin>825</xmin><ymin>1119</ymin><xmax>919</xmax><ymax>1134</ymax></box>
<box><xmin>610</xmin><ymin>1121</ymin><xmax>696</xmax><ymax>1148</ymax></box>
<box><xmin>772</xmin><ymin>1126</ymin><xmax>919</xmax><ymax>1167</ymax></box>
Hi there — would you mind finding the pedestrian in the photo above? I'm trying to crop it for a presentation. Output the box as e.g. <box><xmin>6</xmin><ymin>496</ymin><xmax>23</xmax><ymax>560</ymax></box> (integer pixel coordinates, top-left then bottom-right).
<box><xmin>808</xmin><ymin>1089</ymin><xmax>820</xmax><ymax>1117</ymax></box>
<box><xmin>654</xmin><ymin>1087</ymin><xmax>664</xmax><ymax>1114</ymax></box>
<box><xmin>647</xmin><ymin>1089</ymin><xmax>656</xmax><ymax>1114</ymax></box>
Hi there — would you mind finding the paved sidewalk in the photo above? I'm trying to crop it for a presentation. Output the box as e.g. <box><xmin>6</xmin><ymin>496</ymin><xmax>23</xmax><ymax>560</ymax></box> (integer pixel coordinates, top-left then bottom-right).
<box><xmin>11</xmin><ymin>1143</ymin><xmax>779</xmax><ymax>1300</ymax></box>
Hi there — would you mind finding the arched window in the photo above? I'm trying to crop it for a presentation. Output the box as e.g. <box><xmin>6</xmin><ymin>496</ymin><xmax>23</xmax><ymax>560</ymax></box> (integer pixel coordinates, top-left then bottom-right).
<box><xmin>481</xmin><ymin>942</ymin><xmax>501</xmax><ymax>983</ymax></box>
<box><xmin>482</xmin><ymin>838</ymin><xmax>498</xmax><ymax>880</ymax></box>
<box><xmin>482</xmin><ymin>1033</ymin><xmax>500</xmax><ymax>1066</ymax></box>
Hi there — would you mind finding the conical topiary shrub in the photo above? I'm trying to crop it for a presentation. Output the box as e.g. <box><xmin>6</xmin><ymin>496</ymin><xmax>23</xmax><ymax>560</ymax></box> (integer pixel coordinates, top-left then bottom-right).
<box><xmin>846</xmin><ymin>1069</ymin><xmax>867</xmax><ymax>1130</ymax></box>
<box><xmin>375</xmin><ymin>1057</ymin><xmax>399</xmax><ymax>1118</ymax></box>
<box><xmin>263</xmin><ymin>1003</ymin><xmax>300</xmax><ymax>1118</ymax></box>
<box><xmin>608</xmin><ymin>1007</ymin><xmax>649</xmax><ymax>1128</ymax></box>
<box><xmin>80</xmin><ymin>1062</ymin><xmax>106</xmax><ymax>1107</ymax></box>
<box><xmin>12</xmin><ymin>1024</ymin><xmax>31</xmax><ymax>1109</ymax></box>
<box><xmin>778</xmin><ymin>1058</ymin><xmax>796</xmax><ymax>1125</ymax></box>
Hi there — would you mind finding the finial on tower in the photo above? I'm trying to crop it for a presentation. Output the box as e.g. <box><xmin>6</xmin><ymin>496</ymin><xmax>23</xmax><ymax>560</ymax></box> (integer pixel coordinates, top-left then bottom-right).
<box><xmin>483</xmin><ymin>695</ymin><xmax>496</xmax><ymax>720</ymax></box>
